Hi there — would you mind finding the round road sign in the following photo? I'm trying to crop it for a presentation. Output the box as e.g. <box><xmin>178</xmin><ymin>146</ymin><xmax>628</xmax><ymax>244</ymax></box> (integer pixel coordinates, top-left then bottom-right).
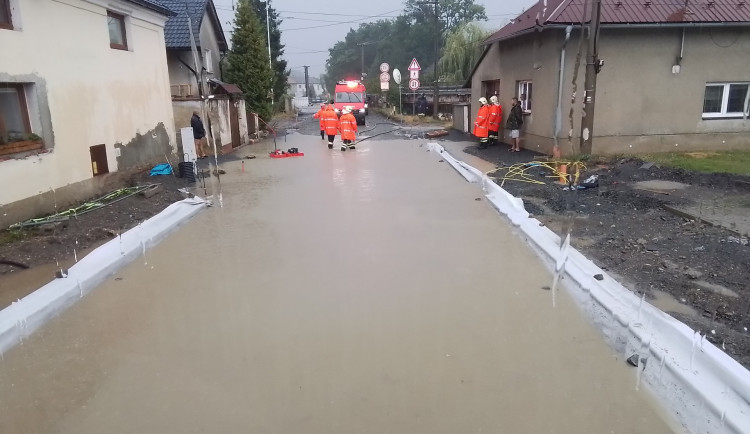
<box><xmin>379</xmin><ymin>63</ymin><xmax>389</xmax><ymax>73</ymax></box>
<box><xmin>408</xmin><ymin>78</ymin><xmax>420</xmax><ymax>91</ymax></box>
<box><xmin>379</xmin><ymin>72</ymin><xmax>390</xmax><ymax>82</ymax></box>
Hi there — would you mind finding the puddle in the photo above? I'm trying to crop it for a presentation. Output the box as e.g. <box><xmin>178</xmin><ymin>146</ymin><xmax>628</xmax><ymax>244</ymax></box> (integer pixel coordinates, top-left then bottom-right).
<box><xmin>650</xmin><ymin>289</ymin><xmax>698</xmax><ymax>317</ymax></box>
<box><xmin>633</xmin><ymin>180</ymin><xmax>690</xmax><ymax>191</ymax></box>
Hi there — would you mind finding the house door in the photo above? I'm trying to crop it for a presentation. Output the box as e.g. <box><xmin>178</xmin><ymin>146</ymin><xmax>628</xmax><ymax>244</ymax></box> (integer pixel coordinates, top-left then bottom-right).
<box><xmin>229</xmin><ymin>100</ymin><xmax>241</xmax><ymax>148</ymax></box>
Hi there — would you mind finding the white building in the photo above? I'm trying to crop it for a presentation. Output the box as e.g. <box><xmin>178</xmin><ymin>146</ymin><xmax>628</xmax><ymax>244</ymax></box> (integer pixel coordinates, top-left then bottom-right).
<box><xmin>0</xmin><ymin>0</ymin><xmax>176</xmax><ymax>226</ymax></box>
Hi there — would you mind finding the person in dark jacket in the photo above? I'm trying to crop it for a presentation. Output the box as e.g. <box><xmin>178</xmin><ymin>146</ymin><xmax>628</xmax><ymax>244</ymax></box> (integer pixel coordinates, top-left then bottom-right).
<box><xmin>190</xmin><ymin>111</ymin><xmax>208</xmax><ymax>158</ymax></box>
<box><xmin>505</xmin><ymin>97</ymin><xmax>523</xmax><ymax>152</ymax></box>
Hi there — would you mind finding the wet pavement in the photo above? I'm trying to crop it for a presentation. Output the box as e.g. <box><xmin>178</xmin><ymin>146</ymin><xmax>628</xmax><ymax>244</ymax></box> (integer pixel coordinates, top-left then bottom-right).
<box><xmin>0</xmin><ymin>135</ymin><xmax>676</xmax><ymax>433</ymax></box>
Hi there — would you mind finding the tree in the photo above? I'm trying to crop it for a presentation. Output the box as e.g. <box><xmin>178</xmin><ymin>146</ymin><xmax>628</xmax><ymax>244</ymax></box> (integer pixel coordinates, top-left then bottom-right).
<box><xmin>404</xmin><ymin>0</ymin><xmax>487</xmax><ymax>33</ymax></box>
<box><xmin>439</xmin><ymin>23</ymin><xmax>490</xmax><ymax>83</ymax></box>
<box><xmin>225</xmin><ymin>0</ymin><xmax>272</xmax><ymax>121</ymax></box>
<box><xmin>251</xmin><ymin>1</ymin><xmax>289</xmax><ymax>108</ymax></box>
<box><xmin>307</xmin><ymin>85</ymin><xmax>317</xmax><ymax>99</ymax></box>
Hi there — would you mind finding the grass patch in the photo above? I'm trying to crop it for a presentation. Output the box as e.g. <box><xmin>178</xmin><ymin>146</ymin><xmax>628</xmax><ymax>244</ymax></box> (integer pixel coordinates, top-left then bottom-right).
<box><xmin>636</xmin><ymin>150</ymin><xmax>750</xmax><ymax>175</ymax></box>
<box><xmin>0</xmin><ymin>230</ymin><xmax>27</xmax><ymax>246</ymax></box>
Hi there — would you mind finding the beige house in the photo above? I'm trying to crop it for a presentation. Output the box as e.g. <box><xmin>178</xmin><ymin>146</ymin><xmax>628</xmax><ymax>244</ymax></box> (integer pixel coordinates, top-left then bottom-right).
<box><xmin>157</xmin><ymin>0</ymin><xmax>249</xmax><ymax>154</ymax></box>
<box><xmin>0</xmin><ymin>0</ymin><xmax>176</xmax><ymax>226</ymax></box>
<box><xmin>467</xmin><ymin>0</ymin><xmax>750</xmax><ymax>155</ymax></box>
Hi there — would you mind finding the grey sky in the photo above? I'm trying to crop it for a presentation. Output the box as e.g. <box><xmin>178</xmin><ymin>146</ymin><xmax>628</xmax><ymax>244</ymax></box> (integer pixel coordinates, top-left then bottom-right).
<box><xmin>213</xmin><ymin>0</ymin><xmax>537</xmax><ymax>76</ymax></box>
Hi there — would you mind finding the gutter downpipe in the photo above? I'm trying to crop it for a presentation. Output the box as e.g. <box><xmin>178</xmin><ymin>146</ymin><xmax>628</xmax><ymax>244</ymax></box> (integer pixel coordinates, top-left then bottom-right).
<box><xmin>554</xmin><ymin>26</ymin><xmax>574</xmax><ymax>151</ymax></box>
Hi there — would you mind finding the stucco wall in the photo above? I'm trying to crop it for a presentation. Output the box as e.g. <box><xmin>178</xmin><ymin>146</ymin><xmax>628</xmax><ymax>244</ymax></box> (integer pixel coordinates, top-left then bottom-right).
<box><xmin>166</xmin><ymin>11</ymin><xmax>224</xmax><ymax>95</ymax></box>
<box><xmin>471</xmin><ymin>26</ymin><xmax>749</xmax><ymax>155</ymax></box>
<box><xmin>199</xmin><ymin>11</ymin><xmax>222</xmax><ymax>79</ymax></box>
<box><xmin>167</xmin><ymin>51</ymin><xmax>199</xmax><ymax>95</ymax></box>
<box><xmin>0</xmin><ymin>0</ymin><xmax>175</xmax><ymax>214</ymax></box>
<box><xmin>594</xmin><ymin>26</ymin><xmax>750</xmax><ymax>154</ymax></box>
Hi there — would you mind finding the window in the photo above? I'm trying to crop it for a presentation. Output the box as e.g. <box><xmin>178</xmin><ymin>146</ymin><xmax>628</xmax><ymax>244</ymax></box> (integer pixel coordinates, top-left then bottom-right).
<box><xmin>107</xmin><ymin>11</ymin><xmax>127</xmax><ymax>50</ymax></box>
<box><xmin>518</xmin><ymin>81</ymin><xmax>533</xmax><ymax>113</ymax></box>
<box><xmin>335</xmin><ymin>92</ymin><xmax>364</xmax><ymax>103</ymax></box>
<box><xmin>0</xmin><ymin>0</ymin><xmax>12</xmax><ymax>30</ymax></box>
<box><xmin>204</xmin><ymin>49</ymin><xmax>213</xmax><ymax>73</ymax></box>
<box><xmin>0</xmin><ymin>84</ymin><xmax>31</xmax><ymax>144</ymax></box>
<box><xmin>703</xmin><ymin>83</ymin><xmax>749</xmax><ymax>118</ymax></box>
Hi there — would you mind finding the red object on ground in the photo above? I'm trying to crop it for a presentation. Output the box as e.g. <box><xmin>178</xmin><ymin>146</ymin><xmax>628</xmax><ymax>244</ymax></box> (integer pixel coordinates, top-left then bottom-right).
<box><xmin>269</xmin><ymin>152</ymin><xmax>305</xmax><ymax>159</ymax></box>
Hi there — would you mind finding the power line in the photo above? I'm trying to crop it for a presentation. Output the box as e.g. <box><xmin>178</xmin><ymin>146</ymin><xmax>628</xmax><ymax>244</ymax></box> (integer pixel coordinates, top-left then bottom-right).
<box><xmin>281</xmin><ymin>9</ymin><xmax>401</xmax><ymax>31</ymax></box>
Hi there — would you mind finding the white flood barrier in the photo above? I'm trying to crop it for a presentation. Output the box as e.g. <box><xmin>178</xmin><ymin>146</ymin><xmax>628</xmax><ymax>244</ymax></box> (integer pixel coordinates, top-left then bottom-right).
<box><xmin>427</xmin><ymin>142</ymin><xmax>750</xmax><ymax>434</ymax></box>
<box><xmin>0</xmin><ymin>197</ymin><xmax>207</xmax><ymax>355</ymax></box>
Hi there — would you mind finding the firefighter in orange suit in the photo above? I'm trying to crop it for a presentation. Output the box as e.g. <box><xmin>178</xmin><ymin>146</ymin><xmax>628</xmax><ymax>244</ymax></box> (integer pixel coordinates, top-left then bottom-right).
<box><xmin>488</xmin><ymin>95</ymin><xmax>503</xmax><ymax>146</ymax></box>
<box><xmin>323</xmin><ymin>104</ymin><xmax>340</xmax><ymax>149</ymax></box>
<box><xmin>339</xmin><ymin>107</ymin><xmax>358</xmax><ymax>151</ymax></box>
<box><xmin>473</xmin><ymin>97</ymin><xmax>490</xmax><ymax>149</ymax></box>
<box><xmin>313</xmin><ymin>103</ymin><xmax>326</xmax><ymax>140</ymax></box>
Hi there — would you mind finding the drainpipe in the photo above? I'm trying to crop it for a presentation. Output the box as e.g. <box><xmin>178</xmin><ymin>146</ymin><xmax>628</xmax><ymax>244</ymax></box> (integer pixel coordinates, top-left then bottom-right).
<box><xmin>554</xmin><ymin>26</ymin><xmax>573</xmax><ymax>151</ymax></box>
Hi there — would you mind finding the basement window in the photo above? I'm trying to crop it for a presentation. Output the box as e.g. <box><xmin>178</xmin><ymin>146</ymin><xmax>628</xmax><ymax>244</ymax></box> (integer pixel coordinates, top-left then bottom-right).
<box><xmin>0</xmin><ymin>0</ymin><xmax>12</xmax><ymax>30</ymax></box>
<box><xmin>107</xmin><ymin>11</ymin><xmax>128</xmax><ymax>50</ymax></box>
<box><xmin>702</xmin><ymin>83</ymin><xmax>749</xmax><ymax>118</ymax></box>
<box><xmin>518</xmin><ymin>81</ymin><xmax>533</xmax><ymax>114</ymax></box>
<box><xmin>90</xmin><ymin>144</ymin><xmax>109</xmax><ymax>176</ymax></box>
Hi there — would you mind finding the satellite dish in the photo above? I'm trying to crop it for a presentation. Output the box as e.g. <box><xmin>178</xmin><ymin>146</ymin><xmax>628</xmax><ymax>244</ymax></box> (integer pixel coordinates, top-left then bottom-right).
<box><xmin>393</xmin><ymin>69</ymin><xmax>402</xmax><ymax>85</ymax></box>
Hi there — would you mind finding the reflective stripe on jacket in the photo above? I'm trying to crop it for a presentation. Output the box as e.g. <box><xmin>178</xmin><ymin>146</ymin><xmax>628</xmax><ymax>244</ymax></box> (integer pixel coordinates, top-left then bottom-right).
<box><xmin>323</xmin><ymin>109</ymin><xmax>339</xmax><ymax>135</ymax></box>
<box><xmin>339</xmin><ymin>113</ymin><xmax>357</xmax><ymax>141</ymax></box>
<box><xmin>473</xmin><ymin>105</ymin><xmax>490</xmax><ymax>138</ymax></box>
<box><xmin>488</xmin><ymin>104</ymin><xmax>502</xmax><ymax>132</ymax></box>
<box><xmin>313</xmin><ymin>108</ymin><xmax>326</xmax><ymax>130</ymax></box>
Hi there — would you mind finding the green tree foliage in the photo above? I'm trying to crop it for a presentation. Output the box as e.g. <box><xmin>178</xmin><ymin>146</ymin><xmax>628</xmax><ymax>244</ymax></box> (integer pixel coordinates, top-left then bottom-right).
<box><xmin>251</xmin><ymin>0</ymin><xmax>289</xmax><ymax>108</ymax></box>
<box><xmin>439</xmin><ymin>23</ymin><xmax>490</xmax><ymax>83</ymax></box>
<box><xmin>307</xmin><ymin>85</ymin><xmax>317</xmax><ymax>98</ymax></box>
<box><xmin>325</xmin><ymin>0</ymin><xmax>486</xmax><ymax>90</ymax></box>
<box><xmin>225</xmin><ymin>0</ymin><xmax>272</xmax><ymax>121</ymax></box>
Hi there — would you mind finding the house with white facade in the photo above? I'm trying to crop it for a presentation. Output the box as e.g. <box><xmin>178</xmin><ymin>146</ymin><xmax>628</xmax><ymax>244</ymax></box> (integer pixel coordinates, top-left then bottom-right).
<box><xmin>0</xmin><ymin>0</ymin><xmax>176</xmax><ymax>227</ymax></box>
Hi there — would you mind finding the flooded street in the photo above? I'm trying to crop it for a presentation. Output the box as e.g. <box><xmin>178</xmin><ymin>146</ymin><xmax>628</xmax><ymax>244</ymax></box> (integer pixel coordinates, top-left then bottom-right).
<box><xmin>0</xmin><ymin>135</ymin><xmax>675</xmax><ymax>433</ymax></box>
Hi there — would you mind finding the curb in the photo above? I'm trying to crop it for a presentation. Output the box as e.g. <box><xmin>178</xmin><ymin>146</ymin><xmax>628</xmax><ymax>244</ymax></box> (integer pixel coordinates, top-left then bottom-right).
<box><xmin>0</xmin><ymin>197</ymin><xmax>208</xmax><ymax>355</ymax></box>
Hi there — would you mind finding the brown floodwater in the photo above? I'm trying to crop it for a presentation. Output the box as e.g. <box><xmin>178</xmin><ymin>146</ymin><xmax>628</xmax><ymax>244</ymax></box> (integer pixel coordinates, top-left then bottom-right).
<box><xmin>0</xmin><ymin>136</ymin><xmax>677</xmax><ymax>433</ymax></box>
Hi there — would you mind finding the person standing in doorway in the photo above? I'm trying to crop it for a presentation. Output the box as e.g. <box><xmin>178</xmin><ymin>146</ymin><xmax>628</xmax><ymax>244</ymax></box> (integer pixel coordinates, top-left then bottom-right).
<box><xmin>488</xmin><ymin>95</ymin><xmax>503</xmax><ymax>146</ymax></box>
<box><xmin>473</xmin><ymin>97</ymin><xmax>490</xmax><ymax>149</ymax></box>
<box><xmin>313</xmin><ymin>103</ymin><xmax>326</xmax><ymax>140</ymax></box>
<box><xmin>190</xmin><ymin>110</ymin><xmax>208</xmax><ymax>158</ymax></box>
<box><xmin>339</xmin><ymin>107</ymin><xmax>358</xmax><ymax>151</ymax></box>
<box><xmin>506</xmin><ymin>97</ymin><xmax>524</xmax><ymax>152</ymax></box>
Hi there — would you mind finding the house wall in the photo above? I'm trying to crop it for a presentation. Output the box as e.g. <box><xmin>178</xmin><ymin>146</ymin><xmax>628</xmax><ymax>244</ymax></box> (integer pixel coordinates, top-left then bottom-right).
<box><xmin>289</xmin><ymin>81</ymin><xmax>325</xmax><ymax>98</ymax></box>
<box><xmin>199</xmin><ymin>11</ymin><xmax>222</xmax><ymax>80</ymax></box>
<box><xmin>167</xmin><ymin>50</ymin><xmax>199</xmax><ymax>95</ymax></box>
<box><xmin>594</xmin><ymin>26</ymin><xmax>750</xmax><ymax>154</ymax></box>
<box><xmin>472</xmin><ymin>26</ymin><xmax>749</xmax><ymax>156</ymax></box>
<box><xmin>173</xmin><ymin>97</ymin><xmax>247</xmax><ymax>156</ymax></box>
<box><xmin>0</xmin><ymin>0</ymin><xmax>175</xmax><ymax>227</ymax></box>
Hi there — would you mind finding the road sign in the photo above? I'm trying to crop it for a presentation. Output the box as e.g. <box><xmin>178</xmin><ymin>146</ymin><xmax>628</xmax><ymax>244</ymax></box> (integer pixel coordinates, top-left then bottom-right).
<box><xmin>380</xmin><ymin>81</ymin><xmax>390</xmax><ymax>91</ymax></box>
<box><xmin>409</xmin><ymin>70</ymin><xmax>419</xmax><ymax>80</ymax></box>
<box><xmin>408</xmin><ymin>58</ymin><xmax>421</xmax><ymax>71</ymax></box>
<box><xmin>393</xmin><ymin>69</ymin><xmax>402</xmax><ymax>85</ymax></box>
<box><xmin>379</xmin><ymin>63</ymin><xmax>389</xmax><ymax>73</ymax></box>
<box><xmin>408</xmin><ymin>78</ymin><xmax>420</xmax><ymax>91</ymax></box>
<box><xmin>379</xmin><ymin>72</ymin><xmax>390</xmax><ymax>82</ymax></box>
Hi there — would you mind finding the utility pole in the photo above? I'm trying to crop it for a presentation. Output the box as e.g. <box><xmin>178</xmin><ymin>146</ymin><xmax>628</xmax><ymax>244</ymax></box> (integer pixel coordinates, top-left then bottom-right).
<box><xmin>303</xmin><ymin>65</ymin><xmax>310</xmax><ymax>98</ymax></box>
<box><xmin>432</xmin><ymin>0</ymin><xmax>439</xmax><ymax>119</ymax></box>
<box><xmin>357</xmin><ymin>41</ymin><xmax>374</xmax><ymax>80</ymax></box>
<box><xmin>580</xmin><ymin>0</ymin><xmax>602</xmax><ymax>155</ymax></box>
<box><xmin>266</xmin><ymin>0</ymin><xmax>274</xmax><ymax>106</ymax></box>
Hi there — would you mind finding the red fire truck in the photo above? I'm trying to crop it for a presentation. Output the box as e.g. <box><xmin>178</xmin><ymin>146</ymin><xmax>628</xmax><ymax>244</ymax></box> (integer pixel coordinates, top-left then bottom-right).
<box><xmin>333</xmin><ymin>80</ymin><xmax>367</xmax><ymax>125</ymax></box>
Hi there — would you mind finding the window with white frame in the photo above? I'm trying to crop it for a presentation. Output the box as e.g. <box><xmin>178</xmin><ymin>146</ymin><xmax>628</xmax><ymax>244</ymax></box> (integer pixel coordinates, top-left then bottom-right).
<box><xmin>204</xmin><ymin>49</ymin><xmax>213</xmax><ymax>73</ymax></box>
<box><xmin>517</xmin><ymin>80</ymin><xmax>532</xmax><ymax>113</ymax></box>
<box><xmin>702</xmin><ymin>82</ymin><xmax>749</xmax><ymax>118</ymax></box>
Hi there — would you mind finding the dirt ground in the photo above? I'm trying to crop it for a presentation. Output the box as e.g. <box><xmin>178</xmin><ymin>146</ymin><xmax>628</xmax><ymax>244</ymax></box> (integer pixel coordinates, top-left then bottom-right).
<box><xmin>0</xmin><ymin>167</ymin><xmax>192</xmax><ymax>308</ymax></box>
<box><xmin>461</xmin><ymin>141</ymin><xmax>750</xmax><ymax>369</ymax></box>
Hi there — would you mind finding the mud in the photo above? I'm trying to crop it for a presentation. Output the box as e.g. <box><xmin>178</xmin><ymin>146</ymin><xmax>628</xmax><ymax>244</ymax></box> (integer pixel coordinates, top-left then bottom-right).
<box><xmin>0</xmin><ymin>136</ymin><xmax>674</xmax><ymax>433</ymax></box>
<box><xmin>465</xmin><ymin>142</ymin><xmax>750</xmax><ymax>369</ymax></box>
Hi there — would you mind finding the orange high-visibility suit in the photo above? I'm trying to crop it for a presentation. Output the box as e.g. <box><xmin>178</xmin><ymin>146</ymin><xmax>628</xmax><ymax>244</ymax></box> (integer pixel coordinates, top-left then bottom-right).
<box><xmin>322</xmin><ymin>108</ymin><xmax>339</xmax><ymax>140</ymax></box>
<box><xmin>473</xmin><ymin>105</ymin><xmax>490</xmax><ymax>138</ymax></box>
<box><xmin>339</xmin><ymin>112</ymin><xmax>357</xmax><ymax>142</ymax></box>
<box><xmin>488</xmin><ymin>104</ymin><xmax>502</xmax><ymax>135</ymax></box>
<box><xmin>313</xmin><ymin>104</ymin><xmax>326</xmax><ymax>139</ymax></box>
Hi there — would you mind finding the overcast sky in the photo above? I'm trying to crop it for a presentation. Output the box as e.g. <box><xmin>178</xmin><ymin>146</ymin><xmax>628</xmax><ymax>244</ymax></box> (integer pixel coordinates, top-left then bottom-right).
<box><xmin>213</xmin><ymin>0</ymin><xmax>537</xmax><ymax>77</ymax></box>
